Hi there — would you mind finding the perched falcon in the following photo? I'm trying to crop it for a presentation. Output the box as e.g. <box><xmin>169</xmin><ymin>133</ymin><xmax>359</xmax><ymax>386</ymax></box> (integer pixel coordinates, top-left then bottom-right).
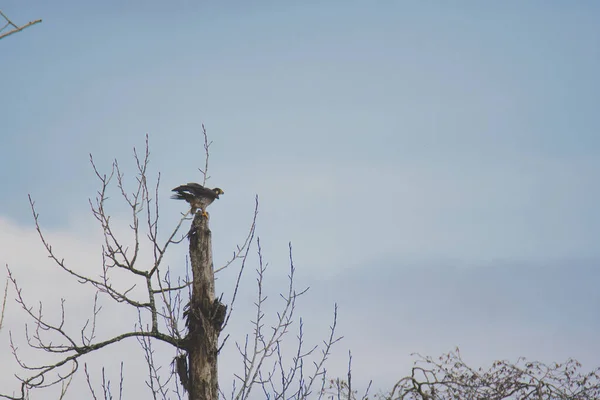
<box><xmin>171</xmin><ymin>183</ymin><xmax>224</xmax><ymax>217</ymax></box>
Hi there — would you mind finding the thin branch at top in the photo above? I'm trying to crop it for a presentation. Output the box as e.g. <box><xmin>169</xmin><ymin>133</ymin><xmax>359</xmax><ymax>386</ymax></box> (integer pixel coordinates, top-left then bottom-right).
<box><xmin>0</xmin><ymin>10</ymin><xmax>41</xmax><ymax>41</ymax></box>
<box><xmin>198</xmin><ymin>124</ymin><xmax>213</xmax><ymax>186</ymax></box>
<box><xmin>0</xmin><ymin>276</ymin><xmax>8</xmax><ymax>330</ymax></box>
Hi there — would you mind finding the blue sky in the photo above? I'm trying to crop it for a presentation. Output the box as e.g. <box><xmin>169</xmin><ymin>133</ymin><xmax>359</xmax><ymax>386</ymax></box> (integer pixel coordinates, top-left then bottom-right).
<box><xmin>1</xmin><ymin>1</ymin><xmax>600</xmax><ymax>397</ymax></box>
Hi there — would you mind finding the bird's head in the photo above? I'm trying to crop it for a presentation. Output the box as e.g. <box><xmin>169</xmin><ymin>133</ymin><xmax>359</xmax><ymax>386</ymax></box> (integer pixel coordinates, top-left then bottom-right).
<box><xmin>212</xmin><ymin>188</ymin><xmax>224</xmax><ymax>198</ymax></box>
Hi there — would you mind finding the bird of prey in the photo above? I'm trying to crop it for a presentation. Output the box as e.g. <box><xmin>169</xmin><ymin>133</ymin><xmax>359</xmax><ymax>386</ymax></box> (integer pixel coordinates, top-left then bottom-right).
<box><xmin>171</xmin><ymin>183</ymin><xmax>224</xmax><ymax>217</ymax></box>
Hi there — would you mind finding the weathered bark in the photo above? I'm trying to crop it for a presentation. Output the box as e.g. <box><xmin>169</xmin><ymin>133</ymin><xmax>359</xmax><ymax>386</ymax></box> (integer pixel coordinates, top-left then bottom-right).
<box><xmin>185</xmin><ymin>214</ymin><xmax>227</xmax><ymax>400</ymax></box>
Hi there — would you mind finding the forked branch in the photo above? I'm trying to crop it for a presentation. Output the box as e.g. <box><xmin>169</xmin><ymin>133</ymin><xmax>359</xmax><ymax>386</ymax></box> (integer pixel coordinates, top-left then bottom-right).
<box><xmin>0</xmin><ymin>10</ymin><xmax>41</xmax><ymax>41</ymax></box>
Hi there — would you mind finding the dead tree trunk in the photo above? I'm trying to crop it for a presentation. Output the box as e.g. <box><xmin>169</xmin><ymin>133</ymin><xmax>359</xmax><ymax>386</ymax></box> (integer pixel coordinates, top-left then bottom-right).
<box><xmin>185</xmin><ymin>214</ymin><xmax>227</xmax><ymax>400</ymax></box>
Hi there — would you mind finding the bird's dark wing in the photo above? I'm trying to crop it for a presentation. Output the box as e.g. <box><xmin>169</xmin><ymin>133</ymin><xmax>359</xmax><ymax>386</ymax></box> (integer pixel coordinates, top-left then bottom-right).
<box><xmin>172</xmin><ymin>183</ymin><xmax>200</xmax><ymax>195</ymax></box>
<box><xmin>185</xmin><ymin>183</ymin><xmax>216</xmax><ymax>198</ymax></box>
<box><xmin>184</xmin><ymin>182</ymin><xmax>206</xmax><ymax>191</ymax></box>
<box><xmin>171</xmin><ymin>182</ymin><xmax>216</xmax><ymax>201</ymax></box>
<box><xmin>170</xmin><ymin>190</ymin><xmax>194</xmax><ymax>201</ymax></box>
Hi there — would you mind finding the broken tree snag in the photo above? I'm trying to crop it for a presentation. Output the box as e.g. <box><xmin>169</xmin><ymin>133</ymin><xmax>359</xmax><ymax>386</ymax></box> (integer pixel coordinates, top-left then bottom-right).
<box><xmin>186</xmin><ymin>213</ymin><xmax>227</xmax><ymax>400</ymax></box>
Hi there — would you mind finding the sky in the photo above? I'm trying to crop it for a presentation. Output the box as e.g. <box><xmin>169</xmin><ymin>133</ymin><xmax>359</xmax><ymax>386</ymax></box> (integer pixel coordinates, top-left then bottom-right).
<box><xmin>1</xmin><ymin>1</ymin><xmax>600</xmax><ymax>398</ymax></box>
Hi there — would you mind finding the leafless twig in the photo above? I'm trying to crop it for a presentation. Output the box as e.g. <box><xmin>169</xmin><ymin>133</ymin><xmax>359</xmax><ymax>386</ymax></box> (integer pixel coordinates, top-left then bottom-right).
<box><xmin>84</xmin><ymin>362</ymin><xmax>124</xmax><ymax>400</ymax></box>
<box><xmin>321</xmin><ymin>351</ymin><xmax>372</xmax><ymax>400</ymax></box>
<box><xmin>0</xmin><ymin>276</ymin><xmax>7</xmax><ymax>331</ymax></box>
<box><xmin>215</xmin><ymin>196</ymin><xmax>258</xmax><ymax>275</ymax></box>
<box><xmin>0</xmin><ymin>10</ymin><xmax>41</xmax><ymax>41</ymax></box>
<box><xmin>198</xmin><ymin>124</ymin><xmax>212</xmax><ymax>186</ymax></box>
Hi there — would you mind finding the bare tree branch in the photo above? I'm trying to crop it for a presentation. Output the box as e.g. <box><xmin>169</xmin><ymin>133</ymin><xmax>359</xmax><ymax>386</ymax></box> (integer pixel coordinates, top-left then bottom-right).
<box><xmin>0</xmin><ymin>276</ymin><xmax>7</xmax><ymax>331</ymax></box>
<box><xmin>0</xmin><ymin>10</ymin><xmax>41</xmax><ymax>41</ymax></box>
<box><xmin>198</xmin><ymin>124</ymin><xmax>212</xmax><ymax>186</ymax></box>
